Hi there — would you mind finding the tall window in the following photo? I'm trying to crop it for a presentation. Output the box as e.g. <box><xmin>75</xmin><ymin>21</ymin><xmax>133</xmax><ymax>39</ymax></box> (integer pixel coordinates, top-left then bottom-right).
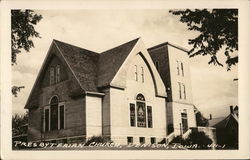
<box><xmin>50</xmin><ymin>67</ymin><xmax>55</xmax><ymax>85</ymax></box>
<box><xmin>178</xmin><ymin>82</ymin><xmax>182</xmax><ymax>99</ymax></box>
<box><xmin>155</xmin><ymin>61</ymin><xmax>159</xmax><ymax>72</ymax></box>
<box><xmin>183</xmin><ymin>84</ymin><xmax>186</xmax><ymax>99</ymax></box>
<box><xmin>130</xmin><ymin>103</ymin><xmax>136</xmax><ymax>127</ymax></box>
<box><xmin>181</xmin><ymin>62</ymin><xmax>184</xmax><ymax>76</ymax></box>
<box><xmin>129</xmin><ymin>94</ymin><xmax>153</xmax><ymax>128</ymax></box>
<box><xmin>134</xmin><ymin>65</ymin><xmax>138</xmax><ymax>81</ymax></box>
<box><xmin>56</xmin><ymin>65</ymin><xmax>60</xmax><ymax>83</ymax></box>
<box><xmin>50</xmin><ymin>96</ymin><xmax>59</xmax><ymax>130</ymax></box>
<box><xmin>181</xmin><ymin>110</ymin><xmax>188</xmax><ymax>133</ymax></box>
<box><xmin>136</xmin><ymin>94</ymin><xmax>146</xmax><ymax>127</ymax></box>
<box><xmin>59</xmin><ymin>105</ymin><xmax>65</xmax><ymax>129</ymax></box>
<box><xmin>44</xmin><ymin>96</ymin><xmax>65</xmax><ymax>132</ymax></box>
<box><xmin>176</xmin><ymin>61</ymin><xmax>180</xmax><ymax>75</ymax></box>
<box><xmin>44</xmin><ymin>109</ymin><xmax>50</xmax><ymax>132</ymax></box>
<box><xmin>141</xmin><ymin>67</ymin><xmax>144</xmax><ymax>83</ymax></box>
<box><xmin>147</xmin><ymin>106</ymin><xmax>153</xmax><ymax>128</ymax></box>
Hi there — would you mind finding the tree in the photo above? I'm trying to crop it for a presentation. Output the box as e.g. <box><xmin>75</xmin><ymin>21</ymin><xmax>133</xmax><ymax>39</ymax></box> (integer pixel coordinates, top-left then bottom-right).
<box><xmin>12</xmin><ymin>112</ymin><xmax>28</xmax><ymax>136</ymax></box>
<box><xmin>196</xmin><ymin>111</ymin><xmax>209</xmax><ymax>127</ymax></box>
<box><xmin>170</xmin><ymin>9</ymin><xmax>238</xmax><ymax>70</ymax></box>
<box><xmin>11</xmin><ymin>10</ymin><xmax>42</xmax><ymax>96</ymax></box>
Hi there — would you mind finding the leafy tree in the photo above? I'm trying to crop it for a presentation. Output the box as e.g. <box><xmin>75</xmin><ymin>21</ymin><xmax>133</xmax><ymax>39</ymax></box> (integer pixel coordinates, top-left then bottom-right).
<box><xmin>11</xmin><ymin>10</ymin><xmax>42</xmax><ymax>96</ymax></box>
<box><xmin>12</xmin><ymin>112</ymin><xmax>28</xmax><ymax>136</ymax></box>
<box><xmin>170</xmin><ymin>9</ymin><xmax>238</xmax><ymax>70</ymax></box>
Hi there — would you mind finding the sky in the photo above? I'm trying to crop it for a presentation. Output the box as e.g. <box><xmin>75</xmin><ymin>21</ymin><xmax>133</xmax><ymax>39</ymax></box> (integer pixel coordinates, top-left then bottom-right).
<box><xmin>12</xmin><ymin>9</ymin><xmax>238</xmax><ymax>118</ymax></box>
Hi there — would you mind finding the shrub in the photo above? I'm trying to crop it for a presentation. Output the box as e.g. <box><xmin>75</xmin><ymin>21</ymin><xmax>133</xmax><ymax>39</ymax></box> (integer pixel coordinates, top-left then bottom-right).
<box><xmin>185</xmin><ymin>131</ymin><xmax>213</xmax><ymax>149</ymax></box>
<box><xmin>85</xmin><ymin>136</ymin><xmax>112</xmax><ymax>146</ymax></box>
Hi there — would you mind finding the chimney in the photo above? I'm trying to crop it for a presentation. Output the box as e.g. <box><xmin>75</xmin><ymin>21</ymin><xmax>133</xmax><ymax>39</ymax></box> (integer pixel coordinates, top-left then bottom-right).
<box><xmin>230</xmin><ymin>105</ymin><xmax>234</xmax><ymax>114</ymax></box>
<box><xmin>209</xmin><ymin>114</ymin><xmax>212</xmax><ymax>120</ymax></box>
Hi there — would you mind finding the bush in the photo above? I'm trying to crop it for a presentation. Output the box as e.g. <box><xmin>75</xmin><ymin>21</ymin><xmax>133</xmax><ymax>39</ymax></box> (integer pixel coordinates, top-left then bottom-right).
<box><xmin>85</xmin><ymin>136</ymin><xmax>112</xmax><ymax>146</ymax></box>
<box><xmin>185</xmin><ymin>131</ymin><xmax>213</xmax><ymax>149</ymax></box>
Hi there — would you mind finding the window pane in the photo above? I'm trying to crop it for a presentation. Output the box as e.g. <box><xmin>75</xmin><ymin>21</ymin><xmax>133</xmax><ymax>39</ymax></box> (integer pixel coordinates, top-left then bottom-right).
<box><xmin>50</xmin><ymin>67</ymin><xmax>54</xmax><ymax>85</ymax></box>
<box><xmin>45</xmin><ymin>109</ymin><xmax>49</xmax><ymax>132</ymax></box>
<box><xmin>60</xmin><ymin>105</ymin><xmax>64</xmax><ymax>129</ymax></box>
<box><xmin>127</xmin><ymin>137</ymin><xmax>133</xmax><ymax>144</ymax></box>
<box><xmin>178</xmin><ymin>82</ymin><xmax>182</xmax><ymax>99</ymax></box>
<box><xmin>130</xmin><ymin>104</ymin><xmax>135</xmax><ymax>127</ymax></box>
<box><xmin>181</xmin><ymin>62</ymin><xmax>184</xmax><ymax>76</ymax></box>
<box><xmin>139</xmin><ymin>137</ymin><xmax>145</xmax><ymax>144</ymax></box>
<box><xmin>56</xmin><ymin>65</ymin><xmax>60</xmax><ymax>83</ymax></box>
<box><xmin>181</xmin><ymin>112</ymin><xmax>188</xmax><ymax>133</ymax></box>
<box><xmin>50</xmin><ymin>104</ymin><xmax>58</xmax><ymax>130</ymax></box>
<box><xmin>176</xmin><ymin>61</ymin><xmax>179</xmax><ymax>75</ymax></box>
<box><xmin>147</xmin><ymin>106</ymin><xmax>153</xmax><ymax>128</ymax></box>
<box><xmin>134</xmin><ymin>65</ymin><xmax>138</xmax><ymax>81</ymax></box>
<box><xmin>136</xmin><ymin>94</ymin><xmax>145</xmax><ymax>101</ymax></box>
<box><xmin>137</xmin><ymin>102</ymin><xmax>146</xmax><ymax>127</ymax></box>
<box><xmin>151</xmin><ymin>137</ymin><xmax>156</xmax><ymax>144</ymax></box>
<box><xmin>141</xmin><ymin>67</ymin><xmax>144</xmax><ymax>83</ymax></box>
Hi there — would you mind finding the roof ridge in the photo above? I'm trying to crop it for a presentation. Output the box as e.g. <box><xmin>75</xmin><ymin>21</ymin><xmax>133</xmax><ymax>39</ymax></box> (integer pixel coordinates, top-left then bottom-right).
<box><xmin>53</xmin><ymin>39</ymin><xmax>100</xmax><ymax>55</ymax></box>
<box><xmin>101</xmin><ymin>37</ymin><xmax>140</xmax><ymax>54</ymax></box>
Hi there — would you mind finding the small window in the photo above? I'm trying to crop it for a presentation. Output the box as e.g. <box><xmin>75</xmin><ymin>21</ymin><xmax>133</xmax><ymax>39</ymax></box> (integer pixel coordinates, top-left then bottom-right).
<box><xmin>178</xmin><ymin>82</ymin><xmax>182</xmax><ymax>99</ymax></box>
<box><xmin>56</xmin><ymin>65</ymin><xmax>60</xmax><ymax>83</ymax></box>
<box><xmin>155</xmin><ymin>61</ymin><xmax>159</xmax><ymax>71</ymax></box>
<box><xmin>130</xmin><ymin>103</ymin><xmax>136</xmax><ymax>127</ymax></box>
<box><xmin>134</xmin><ymin>65</ymin><xmax>138</xmax><ymax>81</ymax></box>
<box><xmin>127</xmin><ymin>137</ymin><xmax>133</xmax><ymax>144</ymax></box>
<box><xmin>151</xmin><ymin>137</ymin><xmax>156</xmax><ymax>144</ymax></box>
<box><xmin>139</xmin><ymin>137</ymin><xmax>145</xmax><ymax>144</ymax></box>
<box><xmin>50</xmin><ymin>67</ymin><xmax>55</xmax><ymax>85</ymax></box>
<box><xmin>176</xmin><ymin>61</ymin><xmax>180</xmax><ymax>75</ymax></box>
<box><xmin>141</xmin><ymin>67</ymin><xmax>144</xmax><ymax>83</ymax></box>
<box><xmin>181</xmin><ymin>62</ymin><xmax>184</xmax><ymax>76</ymax></box>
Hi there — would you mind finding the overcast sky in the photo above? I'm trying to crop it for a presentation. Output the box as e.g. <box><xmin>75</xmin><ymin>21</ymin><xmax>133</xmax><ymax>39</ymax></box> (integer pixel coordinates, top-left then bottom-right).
<box><xmin>12</xmin><ymin>10</ymin><xmax>238</xmax><ymax>118</ymax></box>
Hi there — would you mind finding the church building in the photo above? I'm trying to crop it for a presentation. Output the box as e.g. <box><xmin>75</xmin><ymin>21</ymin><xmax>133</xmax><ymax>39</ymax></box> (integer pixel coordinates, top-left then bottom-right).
<box><xmin>25</xmin><ymin>38</ymin><xmax>197</xmax><ymax>144</ymax></box>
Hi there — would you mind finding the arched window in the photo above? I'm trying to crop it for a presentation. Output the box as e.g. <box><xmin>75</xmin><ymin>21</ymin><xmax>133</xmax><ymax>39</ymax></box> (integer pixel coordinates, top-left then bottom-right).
<box><xmin>44</xmin><ymin>96</ymin><xmax>65</xmax><ymax>132</ymax></box>
<box><xmin>129</xmin><ymin>94</ymin><xmax>153</xmax><ymax>128</ymax></box>
<box><xmin>136</xmin><ymin>94</ymin><xmax>146</xmax><ymax>127</ymax></box>
<box><xmin>50</xmin><ymin>96</ymin><xmax>59</xmax><ymax>130</ymax></box>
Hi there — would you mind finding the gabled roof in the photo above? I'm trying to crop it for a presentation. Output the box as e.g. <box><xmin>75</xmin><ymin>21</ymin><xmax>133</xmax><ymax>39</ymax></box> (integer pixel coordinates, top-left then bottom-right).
<box><xmin>54</xmin><ymin>40</ymin><xmax>100</xmax><ymax>92</ymax></box>
<box><xmin>97</xmin><ymin>38</ymin><xmax>139</xmax><ymax>87</ymax></box>
<box><xmin>209</xmin><ymin>114</ymin><xmax>238</xmax><ymax>128</ymax></box>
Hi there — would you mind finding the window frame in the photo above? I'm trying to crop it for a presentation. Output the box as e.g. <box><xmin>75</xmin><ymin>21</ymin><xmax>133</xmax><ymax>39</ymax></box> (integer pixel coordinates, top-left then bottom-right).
<box><xmin>178</xmin><ymin>82</ymin><xmax>182</xmax><ymax>99</ymax></box>
<box><xmin>176</xmin><ymin>61</ymin><xmax>180</xmax><ymax>75</ymax></box>
<box><xmin>182</xmin><ymin>84</ymin><xmax>186</xmax><ymax>99</ymax></box>
<box><xmin>181</xmin><ymin>110</ymin><xmax>188</xmax><ymax>134</ymax></box>
<box><xmin>141</xmin><ymin>67</ymin><xmax>144</xmax><ymax>83</ymax></box>
<box><xmin>139</xmin><ymin>137</ymin><xmax>145</xmax><ymax>144</ymax></box>
<box><xmin>50</xmin><ymin>67</ymin><xmax>55</xmax><ymax>85</ymax></box>
<box><xmin>134</xmin><ymin>65</ymin><xmax>138</xmax><ymax>81</ymax></box>
<box><xmin>181</xmin><ymin>62</ymin><xmax>184</xmax><ymax>76</ymax></box>
<box><xmin>43</xmin><ymin>96</ymin><xmax>65</xmax><ymax>132</ymax></box>
<box><xmin>56</xmin><ymin>65</ymin><xmax>60</xmax><ymax>83</ymax></box>
<box><xmin>127</xmin><ymin>137</ymin><xmax>133</xmax><ymax>144</ymax></box>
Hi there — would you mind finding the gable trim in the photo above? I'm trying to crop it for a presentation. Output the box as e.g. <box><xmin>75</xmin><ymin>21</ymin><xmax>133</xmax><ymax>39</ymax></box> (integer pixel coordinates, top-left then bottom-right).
<box><xmin>110</xmin><ymin>38</ymin><xmax>140</xmax><ymax>86</ymax></box>
<box><xmin>53</xmin><ymin>41</ymin><xmax>86</xmax><ymax>93</ymax></box>
<box><xmin>24</xmin><ymin>42</ymin><xmax>54</xmax><ymax>109</ymax></box>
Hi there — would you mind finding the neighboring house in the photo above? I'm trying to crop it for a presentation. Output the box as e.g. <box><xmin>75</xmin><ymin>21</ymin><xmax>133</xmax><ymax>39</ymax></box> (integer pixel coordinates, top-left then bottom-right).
<box><xmin>209</xmin><ymin>106</ymin><xmax>238</xmax><ymax>149</ymax></box>
<box><xmin>25</xmin><ymin>38</ymin><xmax>197</xmax><ymax>144</ymax></box>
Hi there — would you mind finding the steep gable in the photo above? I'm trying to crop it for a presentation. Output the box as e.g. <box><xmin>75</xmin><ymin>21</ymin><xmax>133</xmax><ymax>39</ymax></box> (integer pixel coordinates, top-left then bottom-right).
<box><xmin>97</xmin><ymin>38</ymin><xmax>139</xmax><ymax>88</ymax></box>
<box><xmin>54</xmin><ymin>40</ymin><xmax>100</xmax><ymax>92</ymax></box>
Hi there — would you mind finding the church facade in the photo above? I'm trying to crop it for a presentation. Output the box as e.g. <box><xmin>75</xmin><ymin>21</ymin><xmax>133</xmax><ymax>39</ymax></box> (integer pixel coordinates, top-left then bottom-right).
<box><xmin>25</xmin><ymin>38</ymin><xmax>196</xmax><ymax>144</ymax></box>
